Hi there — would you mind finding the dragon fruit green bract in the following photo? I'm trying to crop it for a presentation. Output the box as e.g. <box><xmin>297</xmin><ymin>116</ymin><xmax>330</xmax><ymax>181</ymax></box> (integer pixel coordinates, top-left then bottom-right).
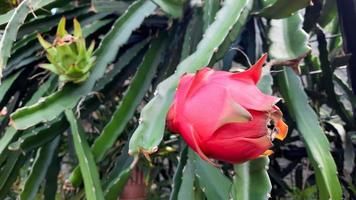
<box><xmin>37</xmin><ymin>17</ymin><xmax>95</xmax><ymax>85</ymax></box>
<box><xmin>167</xmin><ymin>54</ymin><xmax>288</xmax><ymax>164</ymax></box>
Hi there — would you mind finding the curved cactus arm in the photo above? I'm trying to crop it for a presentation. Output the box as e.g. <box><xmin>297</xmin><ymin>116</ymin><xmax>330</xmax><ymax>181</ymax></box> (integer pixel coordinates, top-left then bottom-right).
<box><xmin>43</xmin><ymin>151</ymin><xmax>61</xmax><ymax>200</ymax></box>
<box><xmin>102</xmin><ymin>143</ymin><xmax>134</xmax><ymax>199</ymax></box>
<box><xmin>0</xmin><ymin>0</ymin><xmax>57</xmax><ymax>80</ymax></box>
<box><xmin>104</xmin><ymin>168</ymin><xmax>131</xmax><ymax>200</ymax></box>
<box><xmin>10</xmin><ymin>0</ymin><xmax>157</xmax><ymax>130</ymax></box>
<box><xmin>180</xmin><ymin>9</ymin><xmax>204</xmax><ymax>60</ymax></box>
<box><xmin>129</xmin><ymin>0</ymin><xmax>251</xmax><ymax>155</ymax></box>
<box><xmin>278</xmin><ymin>68</ymin><xmax>342</xmax><ymax>200</ymax></box>
<box><xmin>94</xmin><ymin>38</ymin><xmax>150</xmax><ymax>91</ymax></box>
<box><xmin>0</xmin><ymin>152</ymin><xmax>20</xmax><ymax>190</ymax></box>
<box><xmin>69</xmin><ymin>34</ymin><xmax>167</xmax><ymax>187</ymax></box>
<box><xmin>19</xmin><ymin>137</ymin><xmax>60</xmax><ymax>200</ymax></box>
<box><xmin>269</xmin><ymin>14</ymin><xmax>342</xmax><ymax>200</ymax></box>
<box><xmin>0</xmin><ymin>154</ymin><xmax>26</xmax><ymax>198</ymax></box>
<box><xmin>256</xmin><ymin>0</ymin><xmax>310</xmax><ymax>19</ymax></box>
<box><xmin>0</xmin><ymin>9</ymin><xmax>14</xmax><ymax>26</ymax></box>
<box><xmin>82</xmin><ymin>19</ymin><xmax>112</xmax><ymax>38</ymax></box>
<box><xmin>169</xmin><ymin>146</ymin><xmax>188</xmax><ymax>200</ymax></box>
<box><xmin>210</xmin><ymin>0</ymin><xmax>253</xmax><ymax>64</ymax></box>
<box><xmin>316</xmin><ymin>27</ymin><xmax>355</xmax><ymax>128</ymax></box>
<box><xmin>65</xmin><ymin>110</ymin><xmax>105</xmax><ymax>200</ymax></box>
<box><xmin>202</xmin><ymin>0</ymin><xmax>220</xmax><ymax>31</ymax></box>
<box><xmin>318</xmin><ymin>0</ymin><xmax>337</xmax><ymax>27</ymax></box>
<box><xmin>0</xmin><ymin>127</ymin><xmax>17</xmax><ymax>156</ymax></box>
<box><xmin>190</xmin><ymin>150</ymin><xmax>232</xmax><ymax>200</ymax></box>
<box><xmin>103</xmin><ymin>154</ymin><xmax>138</xmax><ymax>200</ymax></box>
<box><xmin>177</xmin><ymin>158</ymin><xmax>196</xmax><ymax>200</ymax></box>
<box><xmin>151</xmin><ymin>0</ymin><xmax>185</xmax><ymax>18</ymax></box>
<box><xmin>0</xmin><ymin>76</ymin><xmax>56</xmax><ymax>157</ymax></box>
<box><xmin>232</xmin><ymin>158</ymin><xmax>272</xmax><ymax>200</ymax></box>
<box><xmin>91</xmin><ymin>35</ymin><xmax>168</xmax><ymax>162</ymax></box>
<box><xmin>268</xmin><ymin>14</ymin><xmax>311</xmax><ymax>61</ymax></box>
<box><xmin>0</xmin><ymin>69</ymin><xmax>22</xmax><ymax>102</ymax></box>
<box><xmin>8</xmin><ymin>118</ymin><xmax>67</xmax><ymax>152</ymax></box>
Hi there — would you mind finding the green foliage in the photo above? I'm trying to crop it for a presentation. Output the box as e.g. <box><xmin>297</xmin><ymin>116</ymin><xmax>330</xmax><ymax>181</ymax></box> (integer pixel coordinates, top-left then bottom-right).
<box><xmin>10</xmin><ymin>0</ymin><xmax>157</xmax><ymax>130</ymax></box>
<box><xmin>202</xmin><ymin>0</ymin><xmax>220</xmax><ymax>31</ymax></box>
<box><xmin>152</xmin><ymin>0</ymin><xmax>186</xmax><ymax>18</ymax></box>
<box><xmin>190</xmin><ymin>151</ymin><xmax>232</xmax><ymax>200</ymax></box>
<box><xmin>169</xmin><ymin>146</ymin><xmax>188</xmax><ymax>200</ymax></box>
<box><xmin>65</xmin><ymin>110</ymin><xmax>105</xmax><ymax>200</ymax></box>
<box><xmin>103</xmin><ymin>144</ymin><xmax>135</xmax><ymax>199</ymax></box>
<box><xmin>0</xmin><ymin>0</ymin><xmax>57</xmax><ymax>79</ymax></box>
<box><xmin>257</xmin><ymin>0</ymin><xmax>310</xmax><ymax>19</ymax></box>
<box><xmin>268</xmin><ymin>14</ymin><xmax>311</xmax><ymax>60</ymax></box>
<box><xmin>233</xmin><ymin>158</ymin><xmax>272</xmax><ymax>200</ymax></box>
<box><xmin>0</xmin><ymin>9</ymin><xmax>14</xmax><ymax>26</ymax></box>
<box><xmin>129</xmin><ymin>0</ymin><xmax>252</xmax><ymax>155</ymax></box>
<box><xmin>0</xmin><ymin>70</ymin><xmax>21</xmax><ymax>102</ymax></box>
<box><xmin>278</xmin><ymin>68</ymin><xmax>342</xmax><ymax>199</ymax></box>
<box><xmin>209</xmin><ymin>0</ymin><xmax>253</xmax><ymax>64</ymax></box>
<box><xmin>0</xmin><ymin>0</ymin><xmax>353</xmax><ymax>199</ymax></box>
<box><xmin>20</xmin><ymin>137</ymin><xmax>60</xmax><ymax>200</ymax></box>
<box><xmin>177</xmin><ymin>157</ymin><xmax>195</xmax><ymax>200</ymax></box>
<box><xmin>69</xmin><ymin>33</ymin><xmax>169</xmax><ymax>186</ymax></box>
<box><xmin>269</xmin><ymin>13</ymin><xmax>342</xmax><ymax>199</ymax></box>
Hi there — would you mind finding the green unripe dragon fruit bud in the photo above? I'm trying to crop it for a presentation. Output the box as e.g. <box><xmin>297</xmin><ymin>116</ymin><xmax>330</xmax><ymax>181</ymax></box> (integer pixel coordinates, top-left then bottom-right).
<box><xmin>37</xmin><ymin>17</ymin><xmax>95</xmax><ymax>85</ymax></box>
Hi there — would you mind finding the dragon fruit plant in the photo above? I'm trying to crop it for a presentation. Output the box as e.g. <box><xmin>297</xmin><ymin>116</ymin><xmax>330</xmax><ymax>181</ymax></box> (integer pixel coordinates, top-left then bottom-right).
<box><xmin>37</xmin><ymin>17</ymin><xmax>95</xmax><ymax>86</ymax></box>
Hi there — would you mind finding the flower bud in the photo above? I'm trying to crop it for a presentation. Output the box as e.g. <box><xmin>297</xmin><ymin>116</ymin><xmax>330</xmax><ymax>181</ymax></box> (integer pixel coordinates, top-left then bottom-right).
<box><xmin>37</xmin><ymin>17</ymin><xmax>95</xmax><ymax>85</ymax></box>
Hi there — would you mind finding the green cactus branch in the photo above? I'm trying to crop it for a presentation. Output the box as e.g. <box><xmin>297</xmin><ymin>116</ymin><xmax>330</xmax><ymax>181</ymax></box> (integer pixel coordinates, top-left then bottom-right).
<box><xmin>20</xmin><ymin>137</ymin><xmax>60</xmax><ymax>200</ymax></box>
<box><xmin>129</xmin><ymin>0</ymin><xmax>252</xmax><ymax>155</ymax></box>
<box><xmin>65</xmin><ymin>110</ymin><xmax>105</xmax><ymax>200</ymax></box>
<box><xmin>270</xmin><ymin>14</ymin><xmax>342</xmax><ymax>199</ymax></box>
<box><xmin>0</xmin><ymin>0</ymin><xmax>349</xmax><ymax>199</ymax></box>
<box><xmin>69</xmin><ymin>33</ymin><xmax>168</xmax><ymax>187</ymax></box>
<box><xmin>0</xmin><ymin>0</ymin><xmax>56</xmax><ymax>80</ymax></box>
<box><xmin>10</xmin><ymin>0</ymin><xmax>157</xmax><ymax>130</ymax></box>
<box><xmin>278</xmin><ymin>68</ymin><xmax>342</xmax><ymax>200</ymax></box>
<box><xmin>210</xmin><ymin>0</ymin><xmax>253</xmax><ymax>64</ymax></box>
<box><xmin>256</xmin><ymin>0</ymin><xmax>310</xmax><ymax>19</ymax></box>
<box><xmin>151</xmin><ymin>0</ymin><xmax>185</xmax><ymax>18</ymax></box>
